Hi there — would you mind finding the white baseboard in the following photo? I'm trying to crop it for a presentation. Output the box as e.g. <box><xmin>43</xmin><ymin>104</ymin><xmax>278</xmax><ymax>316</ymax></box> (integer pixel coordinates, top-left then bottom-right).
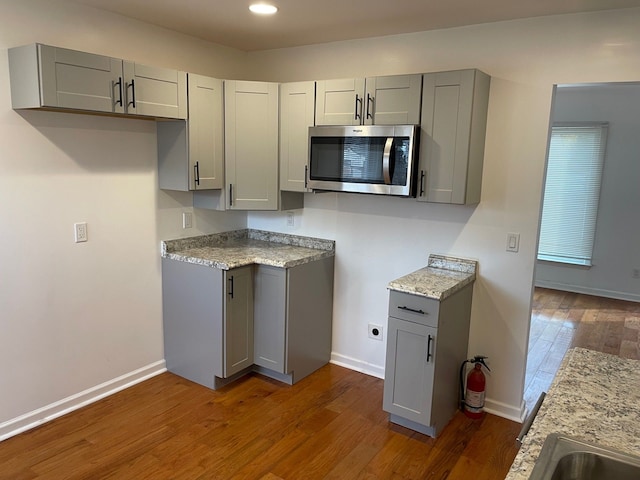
<box><xmin>484</xmin><ymin>397</ymin><xmax>527</xmax><ymax>423</ymax></box>
<box><xmin>535</xmin><ymin>280</ymin><xmax>640</xmax><ymax>303</ymax></box>
<box><xmin>0</xmin><ymin>360</ymin><xmax>167</xmax><ymax>442</ymax></box>
<box><xmin>330</xmin><ymin>352</ymin><xmax>385</xmax><ymax>379</ymax></box>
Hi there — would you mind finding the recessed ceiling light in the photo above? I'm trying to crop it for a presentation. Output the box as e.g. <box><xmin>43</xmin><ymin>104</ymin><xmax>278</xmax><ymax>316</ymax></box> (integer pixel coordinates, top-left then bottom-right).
<box><xmin>249</xmin><ymin>3</ymin><xmax>278</xmax><ymax>15</ymax></box>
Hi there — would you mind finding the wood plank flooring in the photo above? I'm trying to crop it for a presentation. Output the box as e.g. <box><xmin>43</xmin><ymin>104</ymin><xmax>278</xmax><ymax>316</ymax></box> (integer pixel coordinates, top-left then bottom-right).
<box><xmin>524</xmin><ymin>287</ymin><xmax>640</xmax><ymax>411</ymax></box>
<box><xmin>0</xmin><ymin>364</ymin><xmax>522</xmax><ymax>480</ymax></box>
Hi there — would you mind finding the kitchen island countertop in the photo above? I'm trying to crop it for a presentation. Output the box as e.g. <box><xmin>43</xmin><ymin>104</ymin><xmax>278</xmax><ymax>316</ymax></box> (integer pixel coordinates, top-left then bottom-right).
<box><xmin>161</xmin><ymin>229</ymin><xmax>335</xmax><ymax>270</ymax></box>
<box><xmin>506</xmin><ymin>347</ymin><xmax>640</xmax><ymax>479</ymax></box>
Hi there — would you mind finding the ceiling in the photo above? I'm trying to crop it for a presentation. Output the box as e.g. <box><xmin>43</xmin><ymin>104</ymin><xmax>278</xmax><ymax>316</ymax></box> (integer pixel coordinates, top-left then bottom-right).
<box><xmin>72</xmin><ymin>0</ymin><xmax>640</xmax><ymax>52</ymax></box>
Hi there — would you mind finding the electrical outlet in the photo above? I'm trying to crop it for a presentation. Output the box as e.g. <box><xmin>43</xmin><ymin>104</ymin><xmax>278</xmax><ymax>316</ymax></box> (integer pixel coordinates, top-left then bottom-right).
<box><xmin>74</xmin><ymin>222</ymin><xmax>88</xmax><ymax>243</ymax></box>
<box><xmin>286</xmin><ymin>211</ymin><xmax>295</xmax><ymax>227</ymax></box>
<box><xmin>368</xmin><ymin>324</ymin><xmax>383</xmax><ymax>341</ymax></box>
<box><xmin>633</xmin><ymin>268</ymin><xmax>640</xmax><ymax>279</ymax></box>
<box><xmin>182</xmin><ymin>212</ymin><xmax>193</xmax><ymax>229</ymax></box>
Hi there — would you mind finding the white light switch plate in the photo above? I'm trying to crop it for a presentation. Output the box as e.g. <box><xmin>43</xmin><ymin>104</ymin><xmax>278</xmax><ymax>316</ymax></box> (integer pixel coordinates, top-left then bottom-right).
<box><xmin>506</xmin><ymin>232</ymin><xmax>520</xmax><ymax>253</ymax></box>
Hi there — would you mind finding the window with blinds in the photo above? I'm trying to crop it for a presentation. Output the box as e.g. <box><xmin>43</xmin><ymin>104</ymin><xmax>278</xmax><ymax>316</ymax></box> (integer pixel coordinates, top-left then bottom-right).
<box><xmin>537</xmin><ymin>123</ymin><xmax>608</xmax><ymax>266</ymax></box>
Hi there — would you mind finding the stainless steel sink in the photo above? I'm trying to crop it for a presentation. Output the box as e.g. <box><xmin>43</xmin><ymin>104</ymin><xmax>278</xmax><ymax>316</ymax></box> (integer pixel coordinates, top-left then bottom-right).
<box><xmin>529</xmin><ymin>433</ymin><xmax>640</xmax><ymax>480</ymax></box>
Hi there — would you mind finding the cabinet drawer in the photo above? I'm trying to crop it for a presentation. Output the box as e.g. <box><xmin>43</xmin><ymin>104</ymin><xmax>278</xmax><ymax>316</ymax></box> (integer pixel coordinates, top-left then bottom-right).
<box><xmin>388</xmin><ymin>291</ymin><xmax>439</xmax><ymax>327</ymax></box>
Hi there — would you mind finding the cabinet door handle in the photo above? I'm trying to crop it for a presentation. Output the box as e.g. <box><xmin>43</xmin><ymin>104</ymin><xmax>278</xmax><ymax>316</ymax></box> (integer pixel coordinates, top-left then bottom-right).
<box><xmin>228</xmin><ymin>276</ymin><xmax>234</xmax><ymax>299</ymax></box>
<box><xmin>304</xmin><ymin>165</ymin><xmax>308</xmax><ymax>189</ymax></box>
<box><xmin>366</xmin><ymin>93</ymin><xmax>374</xmax><ymax>119</ymax></box>
<box><xmin>426</xmin><ymin>334</ymin><xmax>434</xmax><ymax>362</ymax></box>
<box><xmin>419</xmin><ymin>170</ymin><xmax>426</xmax><ymax>197</ymax></box>
<box><xmin>194</xmin><ymin>161</ymin><xmax>200</xmax><ymax>186</ymax></box>
<box><xmin>397</xmin><ymin>305</ymin><xmax>426</xmax><ymax>315</ymax></box>
<box><xmin>354</xmin><ymin>94</ymin><xmax>362</xmax><ymax>121</ymax></box>
<box><xmin>229</xmin><ymin>183</ymin><xmax>233</xmax><ymax>207</ymax></box>
<box><xmin>127</xmin><ymin>79</ymin><xmax>136</xmax><ymax>109</ymax></box>
<box><xmin>114</xmin><ymin>77</ymin><xmax>123</xmax><ymax>107</ymax></box>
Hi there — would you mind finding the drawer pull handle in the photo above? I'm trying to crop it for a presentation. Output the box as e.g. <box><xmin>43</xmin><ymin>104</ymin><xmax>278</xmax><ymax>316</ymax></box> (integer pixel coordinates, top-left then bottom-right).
<box><xmin>397</xmin><ymin>305</ymin><xmax>426</xmax><ymax>315</ymax></box>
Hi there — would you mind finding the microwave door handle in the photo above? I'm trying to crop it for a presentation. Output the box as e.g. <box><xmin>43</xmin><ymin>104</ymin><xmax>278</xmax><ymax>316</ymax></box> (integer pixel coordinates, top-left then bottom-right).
<box><xmin>382</xmin><ymin>137</ymin><xmax>394</xmax><ymax>184</ymax></box>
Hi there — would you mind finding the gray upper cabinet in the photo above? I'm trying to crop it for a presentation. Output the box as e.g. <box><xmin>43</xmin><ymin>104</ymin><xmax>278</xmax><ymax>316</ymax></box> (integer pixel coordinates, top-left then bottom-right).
<box><xmin>225</xmin><ymin>80</ymin><xmax>279</xmax><ymax>210</ymax></box>
<box><xmin>279</xmin><ymin>81</ymin><xmax>315</xmax><ymax>193</ymax></box>
<box><xmin>9</xmin><ymin>44</ymin><xmax>123</xmax><ymax>114</ymax></box>
<box><xmin>315</xmin><ymin>74</ymin><xmax>421</xmax><ymax>126</ymax></box>
<box><xmin>315</xmin><ymin>78</ymin><xmax>365</xmax><ymax>126</ymax></box>
<box><xmin>418</xmin><ymin>69</ymin><xmax>490</xmax><ymax>205</ymax></box>
<box><xmin>122</xmin><ymin>61</ymin><xmax>187</xmax><ymax>119</ymax></box>
<box><xmin>363</xmin><ymin>74</ymin><xmax>422</xmax><ymax>125</ymax></box>
<box><xmin>157</xmin><ymin>74</ymin><xmax>224</xmax><ymax>191</ymax></box>
<box><xmin>8</xmin><ymin>43</ymin><xmax>186</xmax><ymax>119</ymax></box>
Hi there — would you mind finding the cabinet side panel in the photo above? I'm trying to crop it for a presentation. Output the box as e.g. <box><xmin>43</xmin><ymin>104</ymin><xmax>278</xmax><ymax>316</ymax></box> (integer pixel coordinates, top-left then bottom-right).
<box><xmin>8</xmin><ymin>44</ymin><xmax>42</xmax><ymax>109</ymax></box>
<box><xmin>157</xmin><ymin>121</ymin><xmax>189</xmax><ymax>191</ymax></box>
<box><xmin>287</xmin><ymin>256</ymin><xmax>334</xmax><ymax>382</ymax></box>
<box><xmin>431</xmin><ymin>285</ymin><xmax>473</xmax><ymax>433</ymax></box>
<box><xmin>162</xmin><ymin>259</ymin><xmax>224</xmax><ymax>388</ymax></box>
<box><xmin>465</xmin><ymin>71</ymin><xmax>491</xmax><ymax>205</ymax></box>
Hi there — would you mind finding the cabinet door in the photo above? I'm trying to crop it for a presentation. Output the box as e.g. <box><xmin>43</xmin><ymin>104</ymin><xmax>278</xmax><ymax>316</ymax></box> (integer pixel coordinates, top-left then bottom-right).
<box><xmin>315</xmin><ymin>78</ymin><xmax>365</xmax><ymax>125</ymax></box>
<box><xmin>364</xmin><ymin>74</ymin><xmax>422</xmax><ymax>125</ymax></box>
<box><xmin>188</xmin><ymin>74</ymin><xmax>224</xmax><ymax>189</ymax></box>
<box><xmin>253</xmin><ymin>266</ymin><xmax>287</xmax><ymax>373</ymax></box>
<box><xmin>383</xmin><ymin>317</ymin><xmax>436</xmax><ymax>426</ymax></box>
<box><xmin>123</xmin><ymin>61</ymin><xmax>187</xmax><ymax>119</ymax></box>
<box><xmin>224</xmin><ymin>266</ymin><xmax>254</xmax><ymax>377</ymax></box>
<box><xmin>418</xmin><ymin>69</ymin><xmax>490</xmax><ymax>204</ymax></box>
<box><xmin>225</xmin><ymin>80</ymin><xmax>279</xmax><ymax>210</ymax></box>
<box><xmin>38</xmin><ymin>44</ymin><xmax>124</xmax><ymax>114</ymax></box>
<box><xmin>280</xmin><ymin>81</ymin><xmax>315</xmax><ymax>192</ymax></box>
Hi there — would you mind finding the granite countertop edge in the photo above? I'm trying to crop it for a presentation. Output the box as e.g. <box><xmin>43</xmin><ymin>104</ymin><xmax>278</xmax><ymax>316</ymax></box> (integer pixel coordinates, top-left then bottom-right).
<box><xmin>161</xmin><ymin>229</ymin><xmax>335</xmax><ymax>270</ymax></box>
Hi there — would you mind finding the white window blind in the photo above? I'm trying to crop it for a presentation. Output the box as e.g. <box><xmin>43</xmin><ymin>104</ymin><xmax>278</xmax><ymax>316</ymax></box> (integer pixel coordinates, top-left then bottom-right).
<box><xmin>537</xmin><ymin>123</ymin><xmax>608</xmax><ymax>266</ymax></box>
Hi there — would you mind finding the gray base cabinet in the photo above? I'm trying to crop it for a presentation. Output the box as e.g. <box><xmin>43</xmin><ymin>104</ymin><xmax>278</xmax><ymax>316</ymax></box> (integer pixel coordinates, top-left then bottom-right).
<box><xmin>224</xmin><ymin>266</ymin><xmax>254</xmax><ymax>377</ymax></box>
<box><xmin>162</xmin><ymin>257</ymin><xmax>334</xmax><ymax>389</ymax></box>
<box><xmin>383</xmin><ymin>285</ymin><xmax>473</xmax><ymax>437</ymax></box>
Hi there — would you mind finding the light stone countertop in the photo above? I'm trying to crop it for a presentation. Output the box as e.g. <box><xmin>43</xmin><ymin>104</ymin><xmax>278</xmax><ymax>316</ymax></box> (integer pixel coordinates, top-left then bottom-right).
<box><xmin>506</xmin><ymin>347</ymin><xmax>640</xmax><ymax>479</ymax></box>
<box><xmin>387</xmin><ymin>255</ymin><xmax>477</xmax><ymax>300</ymax></box>
<box><xmin>161</xmin><ymin>229</ymin><xmax>335</xmax><ymax>270</ymax></box>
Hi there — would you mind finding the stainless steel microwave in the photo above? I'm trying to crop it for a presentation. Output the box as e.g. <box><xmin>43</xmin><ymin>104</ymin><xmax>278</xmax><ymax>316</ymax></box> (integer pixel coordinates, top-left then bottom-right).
<box><xmin>307</xmin><ymin>125</ymin><xmax>420</xmax><ymax>197</ymax></box>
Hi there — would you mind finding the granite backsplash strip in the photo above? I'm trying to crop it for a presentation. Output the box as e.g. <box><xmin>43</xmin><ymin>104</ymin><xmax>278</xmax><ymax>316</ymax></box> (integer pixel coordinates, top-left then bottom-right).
<box><xmin>388</xmin><ymin>255</ymin><xmax>477</xmax><ymax>300</ymax></box>
<box><xmin>161</xmin><ymin>229</ymin><xmax>335</xmax><ymax>270</ymax></box>
<box><xmin>506</xmin><ymin>348</ymin><xmax>640</xmax><ymax>479</ymax></box>
<box><xmin>427</xmin><ymin>254</ymin><xmax>478</xmax><ymax>274</ymax></box>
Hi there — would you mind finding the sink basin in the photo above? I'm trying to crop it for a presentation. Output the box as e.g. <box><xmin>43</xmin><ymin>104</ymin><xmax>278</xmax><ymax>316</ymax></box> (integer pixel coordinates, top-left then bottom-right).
<box><xmin>529</xmin><ymin>433</ymin><xmax>640</xmax><ymax>480</ymax></box>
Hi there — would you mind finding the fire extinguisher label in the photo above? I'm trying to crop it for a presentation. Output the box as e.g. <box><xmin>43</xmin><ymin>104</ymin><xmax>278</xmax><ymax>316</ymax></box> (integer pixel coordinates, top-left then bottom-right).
<box><xmin>465</xmin><ymin>389</ymin><xmax>485</xmax><ymax>413</ymax></box>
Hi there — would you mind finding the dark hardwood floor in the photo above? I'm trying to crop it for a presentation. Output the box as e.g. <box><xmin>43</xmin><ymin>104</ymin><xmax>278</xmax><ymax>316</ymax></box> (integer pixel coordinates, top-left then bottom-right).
<box><xmin>0</xmin><ymin>364</ymin><xmax>521</xmax><ymax>480</ymax></box>
<box><xmin>525</xmin><ymin>287</ymin><xmax>640</xmax><ymax>411</ymax></box>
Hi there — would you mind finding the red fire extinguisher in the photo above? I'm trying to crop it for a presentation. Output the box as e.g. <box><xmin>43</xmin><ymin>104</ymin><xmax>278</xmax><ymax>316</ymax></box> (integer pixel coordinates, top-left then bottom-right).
<box><xmin>460</xmin><ymin>356</ymin><xmax>490</xmax><ymax>419</ymax></box>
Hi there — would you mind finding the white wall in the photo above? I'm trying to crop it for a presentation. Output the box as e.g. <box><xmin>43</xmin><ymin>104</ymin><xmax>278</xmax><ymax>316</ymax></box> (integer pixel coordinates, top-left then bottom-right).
<box><xmin>535</xmin><ymin>84</ymin><xmax>640</xmax><ymax>302</ymax></box>
<box><xmin>0</xmin><ymin>0</ymin><xmax>247</xmax><ymax>438</ymax></box>
<box><xmin>247</xmin><ymin>8</ymin><xmax>640</xmax><ymax>419</ymax></box>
